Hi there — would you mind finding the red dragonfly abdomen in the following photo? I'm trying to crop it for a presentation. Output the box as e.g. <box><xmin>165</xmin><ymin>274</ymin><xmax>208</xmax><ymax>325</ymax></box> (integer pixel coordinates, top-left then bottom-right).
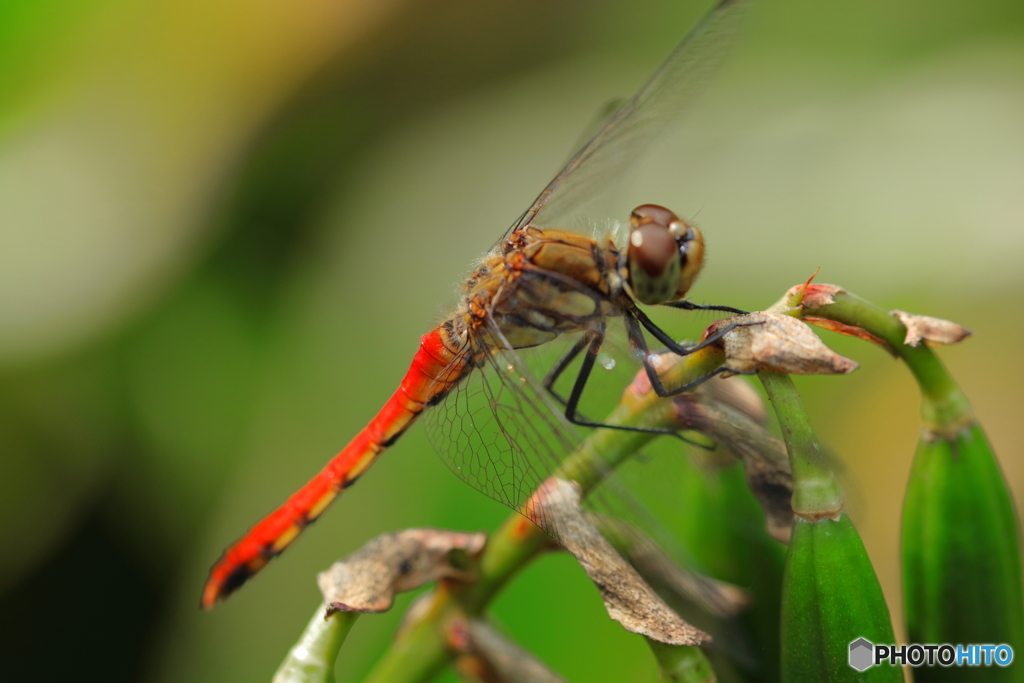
<box><xmin>202</xmin><ymin>326</ymin><xmax>468</xmax><ymax>609</ymax></box>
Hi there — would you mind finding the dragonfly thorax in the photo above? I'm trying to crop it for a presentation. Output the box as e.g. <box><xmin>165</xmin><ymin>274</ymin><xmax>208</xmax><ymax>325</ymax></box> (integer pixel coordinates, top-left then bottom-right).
<box><xmin>459</xmin><ymin>228</ymin><xmax>623</xmax><ymax>351</ymax></box>
<box><xmin>623</xmin><ymin>204</ymin><xmax>704</xmax><ymax>305</ymax></box>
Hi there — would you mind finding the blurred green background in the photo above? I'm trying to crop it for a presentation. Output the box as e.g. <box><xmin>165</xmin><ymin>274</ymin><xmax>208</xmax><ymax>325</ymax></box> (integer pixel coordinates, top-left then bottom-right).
<box><xmin>1</xmin><ymin>0</ymin><xmax>1023</xmax><ymax>681</ymax></box>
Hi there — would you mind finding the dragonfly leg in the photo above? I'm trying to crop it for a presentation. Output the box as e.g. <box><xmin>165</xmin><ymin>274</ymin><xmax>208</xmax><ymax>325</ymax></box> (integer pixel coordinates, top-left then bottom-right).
<box><xmin>632</xmin><ymin>306</ymin><xmax>759</xmax><ymax>358</ymax></box>
<box><xmin>625</xmin><ymin>313</ymin><xmax>756</xmax><ymax>399</ymax></box>
<box><xmin>560</xmin><ymin>324</ymin><xmax>682</xmax><ymax>437</ymax></box>
<box><xmin>663</xmin><ymin>299</ymin><xmax>747</xmax><ymax>315</ymax></box>
<box><xmin>541</xmin><ymin>334</ymin><xmax>593</xmax><ymax>407</ymax></box>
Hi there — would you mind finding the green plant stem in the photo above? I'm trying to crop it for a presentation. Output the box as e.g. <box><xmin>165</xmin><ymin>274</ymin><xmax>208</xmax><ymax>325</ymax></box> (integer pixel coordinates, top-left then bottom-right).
<box><xmin>462</xmin><ymin>514</ymin><xmax>550</xmax><ymax>610</ymax></box>
<box><xmin>795</xmin><ymin>288</ymin><xmax>971</xmax><ymax>430</ymax></box>
<box><xmin>362</xmin><ymin>609</ymin><xmax>451</xmax><ymax>683</ymax></box>
<box><xmin>759</xmin><ymin>368</ymin><xmax>897</xmax><ymax>681</ymax></box>
<box><xmin>757</xmin><ymin>371</ymin><xmax>842</xmax><ymax>519</ymax></box>
<box><xmin>273</xmin><ymin>605</ymin><xmax>358</xmax><ymax>683</ymax></box>
<box><xmin>648</xmin><ymin>640</ymin><xmax>717</xmax><ymax>682</ymax></box>
<box><xmin>465</xmin><ymin>345</ymin><xmax>725</xmax><ymax>610</ymax></box>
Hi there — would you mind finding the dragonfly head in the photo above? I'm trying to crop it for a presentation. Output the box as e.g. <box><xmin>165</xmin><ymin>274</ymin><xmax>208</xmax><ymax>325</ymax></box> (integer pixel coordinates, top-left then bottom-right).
<box><xmin>626</xmin><ymin>204</ymin><xmax>705</xmax><ymax>305</ymax></box>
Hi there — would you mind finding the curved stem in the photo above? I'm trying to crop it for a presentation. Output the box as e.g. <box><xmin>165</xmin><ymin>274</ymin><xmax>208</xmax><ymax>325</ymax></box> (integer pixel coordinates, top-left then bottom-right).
<box><xmin>758</xmin><ymin>371</ymin><xmax>843</xmax><ymax>520</ymax></box>
<box><xmin>273</xmin><ymin>606</ymin><xmax>358</xmax><ymax>683</ymax></box>
<box><xmin>648</xmin><ymin>640</ymin><xmax>717</xmax><ymax>682</ymax></box>
<box><xmin>795</xmin><ymin>288</ymin><xmax>972</xmax><ymax>431</ymax></box>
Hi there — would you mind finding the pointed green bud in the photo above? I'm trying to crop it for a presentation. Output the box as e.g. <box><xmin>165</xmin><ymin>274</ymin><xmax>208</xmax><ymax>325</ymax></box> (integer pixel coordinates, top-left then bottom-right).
<box><xmin>902</xmin><ymin>424</ymin><xmax>1024</xmax><ymax>682</ymax></box>
<box><xmin>781</xmin><ymin>514</ymin><xmax>901</xmax><ymax>682</ymax></box>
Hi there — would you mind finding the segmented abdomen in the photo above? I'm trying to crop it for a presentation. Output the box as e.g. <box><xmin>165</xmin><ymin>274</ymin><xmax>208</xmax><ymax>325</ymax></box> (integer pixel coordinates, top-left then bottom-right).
<box><xmin>201</xmin><ymin>325</ymin><xmax>468</xmax><ymax>609</ymax></box>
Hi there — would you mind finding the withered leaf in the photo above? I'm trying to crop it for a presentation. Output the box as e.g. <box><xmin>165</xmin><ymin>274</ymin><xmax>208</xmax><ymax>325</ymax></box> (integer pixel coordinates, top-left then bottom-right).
<box><xmin>449</xmin><ymin>618</ymin><xmax>566</xmax><ymax>683</ymax></box>
<box><xmin>798</xmin><ymin>283</ymin><xmax>842</xmax><ymax>308</ymax></box>
<box><xmin>528</xmin><ymin>478</ymin><xmax>709</xmax><ymax>645</ymax></box>
<box><xmin>891</xmin><ymin>310</ymin><xmax>972</xmax><ymax>347</ymax></box>
<box><xmin>778</xmin><ymin>280</ymin><xmax>842</xmax><ymax>311</ymax></box>
<box><xmin>711</xmin><ymin>312</ymin><xmax>858</xmax><ymax>376</ymax></box>
<box><xmin>693</xmin><ymin>372</ymin><xmax>767</xmax><ymax>424</ymax></box>
<box><xmin>670</xmin><ymin>392</ymin><xmax>793</xmax><ymax>543</ymax></box>
<box><xmin>803</xmin><ymin>317</ymin><xmax>890</xmax><ymax>352</ymax></box>
<box><xmin>588</xmin><ymin>514</ymin><xmax>750</xmax><ymax>618</ymax></box>
<box><xmin>318</xmin><ymin>528</ymin><xmax>485</xmax><ymax>613</ymax></box>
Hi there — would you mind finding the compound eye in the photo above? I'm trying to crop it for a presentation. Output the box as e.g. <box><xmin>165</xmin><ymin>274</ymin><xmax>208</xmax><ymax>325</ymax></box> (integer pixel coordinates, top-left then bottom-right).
<box><xmin>668</xmin><ymin>220</ymin><xmax>691</xmax><ymax>240</ymax></box>
<box><xmin>630</xmin><ymin>204</ymin><xmax>679</xmax><ymax>229</ymax></box>
<box><xmin>628</xmin><ymin>223</ymin><xmax>681</xmax><ymax>305</ymax></box>
<box><xmin>673</xmin><ymin>224</ymin><xmax>705</xmax><ymax>300</ymax></box>
<box><xmin>630</xmin><ymin>224</ymin><xmax>675</xmax><ymax>277</ymax></box>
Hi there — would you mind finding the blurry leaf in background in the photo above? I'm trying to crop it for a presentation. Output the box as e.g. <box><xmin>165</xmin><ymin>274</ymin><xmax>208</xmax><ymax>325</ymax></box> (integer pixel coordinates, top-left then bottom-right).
<box><xmin>0</xmin><ymin>0</ymin><xmax>407</xmax><ymax>363</ymax></box>
<box><xmin>119</xmin><ymin>273</ymin><xmax>262</xmax><ymax>552</ymax></box>
<box><xmin>0</xmin><ymin>0</ymin><xmax>107</xmax><ymax>134</ymax></box>
<box><xmin>0</xmin><ymin>1</ymin><xmax>408</xmax><ymax>679</ymax></box>
<box><xmin>0</xmin><ymin>350</ymin><xmax>121</xmax><ymax>593</ymax></box>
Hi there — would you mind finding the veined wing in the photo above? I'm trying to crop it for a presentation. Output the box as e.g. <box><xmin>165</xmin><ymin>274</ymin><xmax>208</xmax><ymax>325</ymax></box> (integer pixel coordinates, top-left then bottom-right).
<box><xmin>424</xmin><ymin>320</ymin><xmax>585</xmax><ymax>517</ymax></box>
<box><xmin>505</xmin><ymin>0</ymin><xmax>749</xmax><ymax>239</ymax></box>
<box><xmin>424</xmin><ymin>313</ymin><xmax>698</xmax><ymax>564</ymax></box>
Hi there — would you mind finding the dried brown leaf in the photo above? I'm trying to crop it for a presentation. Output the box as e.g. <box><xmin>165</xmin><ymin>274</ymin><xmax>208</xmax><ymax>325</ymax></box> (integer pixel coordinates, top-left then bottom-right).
<box><xmin>799</xmin><ymin>283</ymin><xmax>842</xmax><ymax>308</ymax></box>
<box><xmin>694</xmin><ymin>373</ymin><xmax>767</xmax><ymax>424</ymax></box>
<box><xmin>671</xmin><ymin>393</ymin><xmax>793</xmax><ymax>543</ymax></box>
<box><xmin>589</xmin><ymin>515</ymin><xmax>751</xmax><ymax>618</ymax></box>
<box><xmin>891</xmin><ymin>310</ymin><xmax>972</xmax><ymax>347</ymax></box>
<box><xmin>528</xmin><ymin>479</ymin><xmax>710</xmax><ymax>645</ymax></box>
<box><xmin>450</xmin><ymin>618</ymin><xmax>566</xmax><ymax>683</ymax></box>
<box><xmin>318</xmin><ymin>528</ymin><xmax>485</xmax><ymax>613</ymax></box>
<box><xmin>803</xmin><ymin>317</ymin><xmax>891</xmax><ymax>352</ymax></box>
<box><xmin>711</xmin><ymin>312</ymin><xmax>858</xmax><ymax>376</ymax></box>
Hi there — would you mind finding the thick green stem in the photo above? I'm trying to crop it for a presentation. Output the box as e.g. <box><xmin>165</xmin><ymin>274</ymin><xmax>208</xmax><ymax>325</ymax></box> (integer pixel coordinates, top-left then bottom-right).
<box><xmin>760</xmin><ymin>365</ymin><xmax>896</xmax><ymax>679</ymax></box>
<box><xmin>758</xmin><ymin>371</ymin><xmax>843</xmax><ymax>519</ymax></box>
<box><xmin>273</xmin><ymin>606</ymin><xmax>358</xmax><ymax>683</ymax></box>
<box><xmin>362</xmin><ymin>603</ymin><xmax>451</xmax><ymax>683</ymax></box>
<box><xmin>462</xmin><ymin>515</ymin><xmax>549</xmax><ymax>610</ymax></box>
<box><xmin>902</xmin><ymin>425</ymin><xmax>1024</xmax><ymax>682</ymax></box>
<box><xmin>648</xmin><ymin>640</ymin><xmax>717</xmax><ymax>682</ymax></box>
<box><xmin>797</xmin><ymin>289</ymin><xmax>971</xmax><ymax>431</ymax></box>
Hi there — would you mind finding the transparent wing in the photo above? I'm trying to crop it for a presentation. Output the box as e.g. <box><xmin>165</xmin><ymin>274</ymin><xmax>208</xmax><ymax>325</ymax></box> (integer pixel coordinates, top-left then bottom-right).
<box><xmin>424</xmin><ymin>323</ymin><xmax>585</xmax><ymax>517</ymax></box>
<box><xmin>424</xmin><ymin>338</ymin><xmax>566</xmax><ymax>512</ymax></box>
<box><xmin>423</xmin><ymin>312</ymin><xmax>694</xmax><ymax>551</ymax></box>
<box><xmin>561</xmin><ymin>97</ymin><xmax>627</xmax><ymax>167</ymax></box>
<box><xmin>503</xmin><ymin>0</ymin><xmax>749</xmax><ymax>240</ymax></box>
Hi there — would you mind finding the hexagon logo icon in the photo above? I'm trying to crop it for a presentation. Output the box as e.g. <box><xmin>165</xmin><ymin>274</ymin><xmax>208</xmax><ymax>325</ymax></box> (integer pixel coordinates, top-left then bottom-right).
<box><xmin>849</xmin><ymin>638</ymin><xmax>874</xmax><ymax>671</ymax></box>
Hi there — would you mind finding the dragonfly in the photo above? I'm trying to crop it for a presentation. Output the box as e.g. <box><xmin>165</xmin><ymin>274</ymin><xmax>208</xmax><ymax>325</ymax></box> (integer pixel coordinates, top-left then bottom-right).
<box><xmin>202</xmin><ymin>0</ymin><xmax>750</xmax><ymax>610</ymax></box>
